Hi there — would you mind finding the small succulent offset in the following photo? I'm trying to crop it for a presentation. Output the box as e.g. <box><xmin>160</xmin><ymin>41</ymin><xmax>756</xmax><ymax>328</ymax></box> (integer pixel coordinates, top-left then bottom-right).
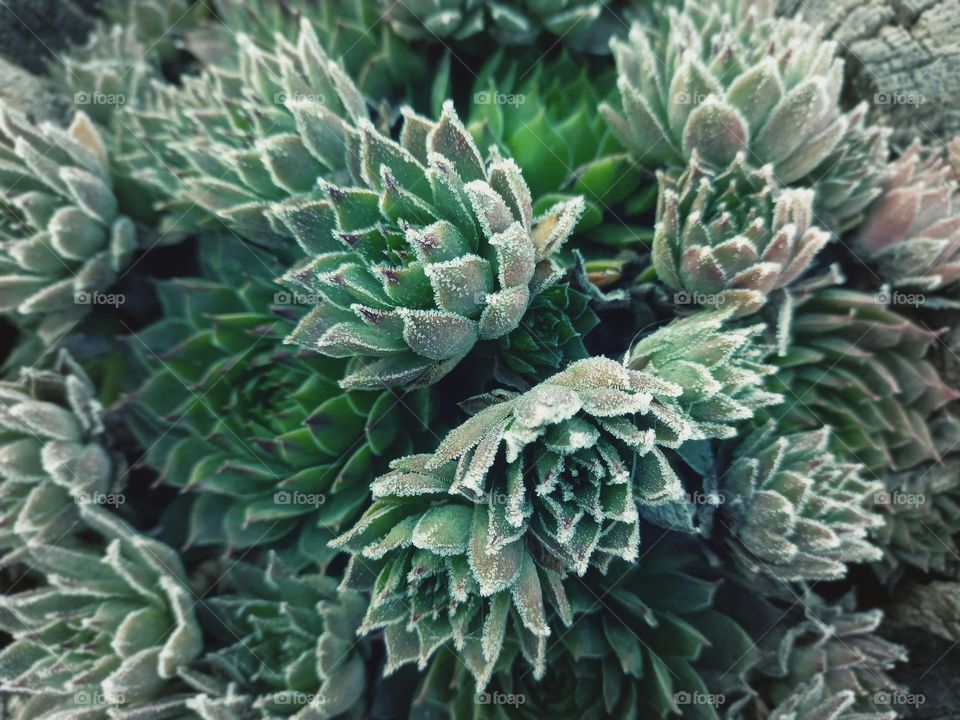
<box><xmin>0</xmin><ymin>506</ymin><xmax>202</xmax><ymax>718</ymax></box>
<box><xmin>0</xmin><ymin>108</ymin><xmax>136</xmax><ymax>344</ymax></box>
<box><xmin>192</xmin><ymin>552</ymin><xmax>370</xmax><ymax>719</ymax></box>
<box><xmin>281</xmin><ymin>101</ymin><xmax>585</xmax><ymax>389</ymax></box>
<box><xmin>714</xmin><ymin>422</ymin><xmax>884</xmax><ymax>582</ymax></box>
<box><xmin>773</xmin><ymin>287</ymin><xmax>958</xmax><ymax>473</ymax></box>
<box><xmin>1</xmin><ymin>0</ymin><xmax>955</xmax><ymax>716</ymax></box>
<box><xmin>653</xmin><ymin>153</ymin><xmax>830</xmax><ymax>316</ymax></box>
<box><xmin>856</xmin><ymin>139</ymin><xmax>960</xmax><ymax>291</ymax></box>
<box><xmin>0</xmin><ymin>350</ymin><xmax>115</xmax><ymax>563</ymax></box>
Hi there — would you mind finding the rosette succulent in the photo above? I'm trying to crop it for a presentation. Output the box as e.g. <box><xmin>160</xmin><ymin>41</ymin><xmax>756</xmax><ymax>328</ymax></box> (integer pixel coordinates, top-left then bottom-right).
<box><xmin>0</xmin><ymin>350</ymin><xmax>115</xmax><ymax>563</ymax></box>
<box><xmin>0</xmin><ymin>505</ymin><xmax>202</xmax><ymax>718</ymax></box>
<box><xmin>872</xmin><ymin>413</ymin><xmax>960</xmax><ymax>583</ymax></box>
<box><xmin>207</xmin><ymin>0</ymin><xmax>427</xmax><ymax>99</ymax></box>
<box><xmin>654</xmin><ymin>154</ymin><xmax>830</xmax><ymax>316</ymax></box>
<box><xmin>773</xmin><ymin>287</ymin><xmax>958</xmax><ymax>472</ymax></box>
<box><xmin>331</xmin><ymin>311</ymin><xmax>781</xmax><ymax>686</ymax></box>
<box><xmin>192</xmin><ymin>552</ymin><xmax>370</xmax><ymax>719</ymax></box>
<box><xmin>713</xmin><ymin>422</ymin><xmax>883</xmax><ymax>582</ymax></box>
<box><xmin>755</xmin><ymin>596</ymin><xmax>907</xmax><ymax>715</ymax></box>
<box><xmin>117</xmin><ymin>18</ymin><xmax>369</xmax><ymax>241</ymax></box>
<box><xmin>601</xmin><ymin>0</ymin><xmax>888</xmax><ymax>220</ymax></box>
<box><xmin>280</xmin><ymin>101</ymin><xmax>585</xmax><ymax>389</ymax></box>
<box><xmin>0</xmin><ymin>108</ymin><xmax>137</xmax><ymax>344</ymax></box>
<box><xmin>130</xmin><ymin>236</ymin><xmax>431</xmax><ymax>566</ymax></box>
<box><xmin>855</xmin><ymin>139</ymin><xmax>960</xmax><ymax>291</ymax></box>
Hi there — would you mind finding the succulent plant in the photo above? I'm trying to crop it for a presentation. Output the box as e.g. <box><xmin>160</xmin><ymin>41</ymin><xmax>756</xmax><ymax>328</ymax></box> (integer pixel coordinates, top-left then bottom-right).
<box><xmin>0</xmin><ymin>505</ymin><xmax>202</xmax><ymax>718</ymax></box>
<box><xmin>466</xmin><ymin>50</ymin><xmax>643</xmax><ymax>208</ymax></box>
<box><xmin>331</xmin><ymin>311</ymin><xmax>780</xmax><ymax>687</ymax></box>
<box><xmin>56</xmin><ymin>23</ymin><xmax>156</xmax><ymax>128</ymax></box>
<box><xmin>755</xmin><ymin>595</ymin><xmax>907</xmax><ymax>715</ymax></box>
<box><xmin>411</xmin><ymin>532</ymin><xmax>760</xmax><ymax>720</ymax></box>
<box><xmin>872</xmin><ymin>413</ymin><xmax>960</xmax><ymax>583</ymax></box>
<box><xmin>601</xmin><ymin>1</ymin><xmax>888</xmax><ymax>220</ymax></box>
<box><xmin>117</xmin><ymin>17</ymin><xmax>369</xmax><ymax>241</ymax></box>
<box><xmin>0</xmin><ymin>107</ymin><xmax>137</xmax><ymax>344</ymax></box>
<box><xmin>772</xmin><ymin>287</ymin><xmax>958</xmax><ymax>473</ymax></box>
<box><xmin>654</xmin><ymin>153</ymin><xmax>831</xmax><ymax>317</ymax></box>
<box><xmin>103</xmin><ymin>0</ymin><xmax>206</xmax><ymax>62</ymax></box>
<box><xmin>381</xmin><ymin>0</ymin><xmax>612</xmax><ymax>50</ymax></box>
<box><xmin>855</xmin><ymin>139</ymin><xmax>960</xmax><ymax>291</ymax></box>
<box><xmin>712</xmin><ymin>422</ymin><xmax>883</xmax><ymax>582</ymax></box>
<box><xmin>0</xmin><ymin>350</ymin><xmax>115</xmax><ymax>564</ymax></box>
<box><xmin>280</xmin><ymin>100</ymin><xmax>585</xmax><ymax>389</ymax></box>
<box><xmin>764</xmin><ymin>675</ymin><xmax>896</xmax><ymax>720</ymax></box>
<box><xmin>192</xmin><ymin>552</ymin><xmax>370</xmax><ymax>719</ymax></box>
<box><xmin>129</xmin><ymin>236</ymin><xmax>432</xmax><ymax>567</ymax></box>
<box><xmin>491</xmin><ymin>282</ymin><xmax>598</xmax><ymax>386</ymax></box>
<box><xmin>206</xmin><ymin>0</ymin><xmax>428</xmax><ymax>100</ymax></box>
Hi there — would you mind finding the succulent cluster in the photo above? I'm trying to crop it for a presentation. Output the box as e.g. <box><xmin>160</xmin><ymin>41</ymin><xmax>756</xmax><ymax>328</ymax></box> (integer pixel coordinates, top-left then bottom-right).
<box><xmin>1</xmin><ymin>0</ymin><xmax>959</xmax><ymax>716</ymax></box>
